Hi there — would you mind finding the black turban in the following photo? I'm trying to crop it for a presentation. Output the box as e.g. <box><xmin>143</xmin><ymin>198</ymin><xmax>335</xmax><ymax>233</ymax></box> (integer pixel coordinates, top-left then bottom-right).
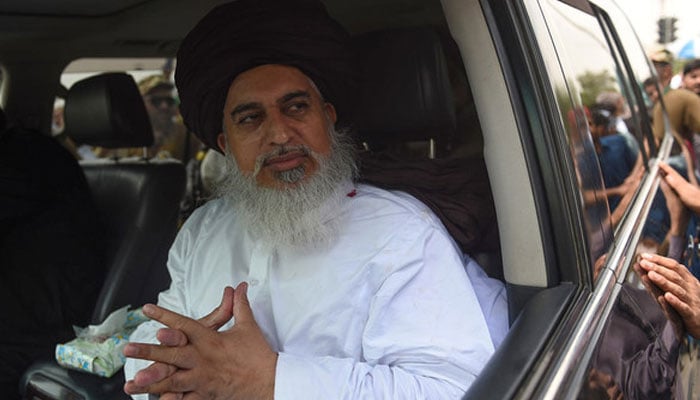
<box><xmin>175</xmin><ymin>0</ymin><xmax>354</xmax><ymax>150</ymax></box>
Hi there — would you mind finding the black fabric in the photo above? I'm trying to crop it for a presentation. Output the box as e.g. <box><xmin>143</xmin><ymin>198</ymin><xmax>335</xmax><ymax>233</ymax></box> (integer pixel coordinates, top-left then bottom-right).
<box><xmin>175</xmin><ymin>0</ymin><xmax>354</xmax><ymax>150</ymax></box>
<box><xmin>0</xmin><ymin>127</ymin><xmax>105</xmax><ymax>400</ymax></box>
<box><xmin>65</xmin><ymin>72</ymin><xmax>153</xmax><ymax>149</ymax></box>
<box><xmin>359</xmin><ymin>153</ymin><xmax>498</xmax><ymax>254</ymax></box>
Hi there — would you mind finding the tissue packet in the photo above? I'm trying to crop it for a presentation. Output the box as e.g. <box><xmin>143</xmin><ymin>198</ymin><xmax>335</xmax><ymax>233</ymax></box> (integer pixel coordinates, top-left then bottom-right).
<box><xmin>55</xmin><ymin>307</ymin><xmax>149</xmax><ymax>377</ymax></box>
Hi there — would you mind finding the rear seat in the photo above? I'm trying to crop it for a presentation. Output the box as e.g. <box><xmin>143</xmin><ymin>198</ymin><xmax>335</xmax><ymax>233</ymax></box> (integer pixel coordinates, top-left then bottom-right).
<box><xmin>20</xmin><ymin>72</ymin><xmax>186</xmax><ymax>400</ymax></box>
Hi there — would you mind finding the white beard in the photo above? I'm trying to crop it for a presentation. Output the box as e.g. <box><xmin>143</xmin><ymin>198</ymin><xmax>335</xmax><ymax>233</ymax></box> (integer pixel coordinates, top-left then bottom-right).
<box><xmin>216</xmin><ymin>127</ymin><xmax>357</xmax><ymax>250</ymax></box>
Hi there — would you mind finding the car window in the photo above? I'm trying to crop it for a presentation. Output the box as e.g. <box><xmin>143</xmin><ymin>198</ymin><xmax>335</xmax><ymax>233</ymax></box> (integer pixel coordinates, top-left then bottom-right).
<box><xmin>537</xmin><ymin>1</ymin><xmax>697</xmax><ymax>397</ymax></box>
<box><xmin>60</xmin><ymin>58</ymin><xmax>170</xmax><ymax>89</ymax></box>
<box><xmin>56</xmin><ymin>57</ymin><xmax>176</xmax><ymax>160</ymax></box>
<box><xmin>535</xmin><ymin>0</ymin><xmax>654</xmax><ymax>278</ymax></box>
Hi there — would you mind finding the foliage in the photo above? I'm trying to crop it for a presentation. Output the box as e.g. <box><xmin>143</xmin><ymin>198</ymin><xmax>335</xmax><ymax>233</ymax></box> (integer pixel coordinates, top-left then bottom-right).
<box><xmin>577</xmin><ymin>70</ymin><xmax>617</xmax><ymax>107</ymax></box>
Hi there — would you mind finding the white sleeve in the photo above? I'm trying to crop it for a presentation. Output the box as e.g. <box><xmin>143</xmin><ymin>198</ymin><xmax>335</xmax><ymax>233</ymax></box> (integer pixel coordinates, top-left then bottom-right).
<box><xmin>464</xmin><ymin>255</ymin><xmax>509</xmax><ymax>349</ymax></box>
<box><xmin>123</xmin><ymin>219</ymin><xmax>195</xmax><ymax>400</ymax></box>
<box><xmin>274</xmin><ymin>224</ymin><xmax>495</xmax><ymax>399</ymax></box>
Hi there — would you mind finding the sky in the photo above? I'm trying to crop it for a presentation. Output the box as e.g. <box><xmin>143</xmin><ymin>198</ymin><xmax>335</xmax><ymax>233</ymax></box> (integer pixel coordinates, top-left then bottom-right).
<box><xmin>615</xmin><ymin>0</ymin><xmax>700</xmax><ymax>55</ymax></box>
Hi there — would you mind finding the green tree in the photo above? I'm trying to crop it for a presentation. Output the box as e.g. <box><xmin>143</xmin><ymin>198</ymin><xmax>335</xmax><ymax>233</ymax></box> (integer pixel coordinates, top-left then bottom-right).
<box><xmin>577</xmin><ymin>70</ymin><xmax>616</xmax><ymax>107</ymax></box>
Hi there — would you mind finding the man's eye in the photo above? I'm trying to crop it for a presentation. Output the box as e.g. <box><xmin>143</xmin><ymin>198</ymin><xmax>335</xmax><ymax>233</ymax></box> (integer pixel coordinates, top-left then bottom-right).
<box><xmin>238</xmin><ymin>113</ymin><xmax>261</xmax><ymax>124</ymax></box>
<box><xmin>286</xmin><ymin>102</ymin><xmax>309</xmax><ymax>114</ymax></box>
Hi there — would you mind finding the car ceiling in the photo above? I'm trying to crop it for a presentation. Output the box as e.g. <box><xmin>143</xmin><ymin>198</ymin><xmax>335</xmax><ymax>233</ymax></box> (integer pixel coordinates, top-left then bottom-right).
<box><xmin>0</xmin><ymin>0</ymin><xmax>445</xmax><ymax>62</ymax></box>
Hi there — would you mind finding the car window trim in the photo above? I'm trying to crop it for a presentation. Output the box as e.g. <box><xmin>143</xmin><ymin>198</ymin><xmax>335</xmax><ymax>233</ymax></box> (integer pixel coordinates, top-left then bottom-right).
<box><xmin>531</xmin><ymin>134</ymin><xmax>674</xmax><ymax>397</ymax></box>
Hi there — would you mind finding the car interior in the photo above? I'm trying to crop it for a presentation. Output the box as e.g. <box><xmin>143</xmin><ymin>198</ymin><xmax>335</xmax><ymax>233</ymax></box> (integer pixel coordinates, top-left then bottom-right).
<box><xmin>1</xmin><ymin>0</ymin><xmax>571</xmax><ymax>398</ymax></box>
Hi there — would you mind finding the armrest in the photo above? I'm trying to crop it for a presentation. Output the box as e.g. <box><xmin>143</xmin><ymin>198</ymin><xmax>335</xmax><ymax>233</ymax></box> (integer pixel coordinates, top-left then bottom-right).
<box><xmin>20</xmin><ymin>359</ymin><xmax>128</xmax><ymax>400</ymax></box>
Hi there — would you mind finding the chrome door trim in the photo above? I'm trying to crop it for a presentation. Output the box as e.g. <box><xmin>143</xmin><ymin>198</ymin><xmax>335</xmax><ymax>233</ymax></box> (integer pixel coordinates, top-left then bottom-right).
<box><xmin>532</xmin><ymin>133</ymin><xmax>676</xmax><ymax>398</ymax></box>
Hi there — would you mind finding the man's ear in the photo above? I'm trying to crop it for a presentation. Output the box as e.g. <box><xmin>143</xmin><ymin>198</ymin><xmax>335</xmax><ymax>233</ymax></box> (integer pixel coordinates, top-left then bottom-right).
<box><xmin>324</xmin><ymin>102</ymin><xmax>337</xmax><ymax>124</ymax></box>
<box><xmin>216</xmin><ymin>133</ymin><xmax>227</xmax><ymax>153</ymax></box>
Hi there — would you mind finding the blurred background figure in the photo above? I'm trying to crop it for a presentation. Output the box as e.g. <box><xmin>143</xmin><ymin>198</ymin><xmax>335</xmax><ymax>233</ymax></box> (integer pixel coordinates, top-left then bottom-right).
<box><xmin>643</xmin><ymin>77</ymin><xmax>660</xmax><ymax>115</ymax></box>
<box><xmin>93</xmin><ymin>73</ymin><xmax>201</xmax><ymax>162</ymax></box>
<box><xmin>651</xmin><ymin>49</ymin><xmax>676</xmax><ymax>93</ymax></box>
<box><xmin>682</xmin><ymin>58</ymin><xmax>700</xmax><ymax>96</ymax></box>
<box><xmin>595</xmin><ymin>91</ymin><xmax>632</xmax><ymax>135</ymax></box>
<box><xmin>138</xmin><ymin>74</ymin><xmax>201</xmax><ymax>162</ymax></box>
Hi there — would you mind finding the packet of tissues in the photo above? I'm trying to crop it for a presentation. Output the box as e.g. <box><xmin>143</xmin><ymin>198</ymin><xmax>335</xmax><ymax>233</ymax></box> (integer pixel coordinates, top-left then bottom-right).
<box><xmin>55</xmin><ymin>306</ymin><xmax>149</xmax><ymax>377</ymax></box>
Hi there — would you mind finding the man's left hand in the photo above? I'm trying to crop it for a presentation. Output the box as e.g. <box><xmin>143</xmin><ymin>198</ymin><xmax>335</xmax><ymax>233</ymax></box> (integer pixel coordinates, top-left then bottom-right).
<box><xmin>123</xmin><ymin>282</ymin><xmax>278</xmax><ymax>399</ymax></box>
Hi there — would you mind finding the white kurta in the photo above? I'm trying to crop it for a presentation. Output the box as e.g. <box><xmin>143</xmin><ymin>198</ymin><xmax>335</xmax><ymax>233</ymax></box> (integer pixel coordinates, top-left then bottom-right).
<box><xmin>125</xmin><ymin>182</ymin><xmax>495</xmax><ymax>399</ymax></box>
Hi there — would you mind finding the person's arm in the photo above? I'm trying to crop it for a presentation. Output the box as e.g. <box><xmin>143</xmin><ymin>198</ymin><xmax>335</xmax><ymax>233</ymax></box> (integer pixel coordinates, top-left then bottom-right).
<box><xmin>618</xmin><ymin>321</ymin><xmax>679</xmax><ymax>399</ymax></box>
<box><xmin>658</xmin><ymin>172</ymin><xmax>689</xmax><ymax>261</ymax></box>
<box><xmin>124</xmin><ymin>223</ymin><xmax>495</xmax><ymax>399</ymax></box>
<box><xmin>658</xmin><ymin>162</ymin><xmax>700</xmax><ymax>214</ymax></box>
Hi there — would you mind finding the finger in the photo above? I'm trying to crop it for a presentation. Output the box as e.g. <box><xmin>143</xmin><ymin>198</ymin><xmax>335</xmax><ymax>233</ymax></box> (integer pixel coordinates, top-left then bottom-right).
<box><xmin>647</xmin><ymin>269</ymin><xmax>685</xmax><ymax>297</ymax></box>
<box><xmin>639</xmin><ymin>259</ymin><xmax>681</xmax><ymax>281</ymax></box>
<box><xmin>232</xmin><ymin>281</ymin><xmax>253</xmax><ymax>323</ymax></box>
<box><xmin>664</xmin><ymin>291</ymin><xmax>694</xmax><ymax>319</ymax></box>
<box><xmin>123</xmin><ymin>342</ymin><xmax>196</xmax><ymax>369</ymax></box>
<box><xmin>157</xmin><ymin>328</ymin><xmax>188</xmax><ymax>347</ymax></box>
<box><xmin>638</xmin><ymin>269</ymin><xmax>664</xmax><ymax>300</ymax></box>
<box><xmin>659</xmin><ymin>162</ymin><xmax>682</xmax><ymax>182</ymax></box>
<box><xmin>160</xmin><ymin>392</ymin><xmax>184</xmax><ymax>400</ymax></box>
<box><xmin>132</xmin><ymin>361</ymin><xmax>178</xmax><ymax>387</ymax></box>
<box><xmin>128</xmin><ymin>368</ymin><xmax>197</xmax><ymax>395</ymax></box>
<box><xmin>639</xmin><ymin>253</ymin><xmax>682</xmax><ymax>269</ymax></box>
<box><xmin>198</xmin><ymin>286</ymin><xmax>235</xmax><ymax>330</ymax></box>
<box><xmin>142</xmin><ymin>303</ymin><xmax>210</xmax><ymax>341</ymax></box>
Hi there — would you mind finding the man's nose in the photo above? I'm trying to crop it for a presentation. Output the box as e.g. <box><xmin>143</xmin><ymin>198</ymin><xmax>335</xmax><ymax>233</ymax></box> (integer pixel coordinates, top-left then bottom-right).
<box><xmin>265</xmin><ymin>111</ymin><xmax>292</xmax><ymax>145</ymax></box>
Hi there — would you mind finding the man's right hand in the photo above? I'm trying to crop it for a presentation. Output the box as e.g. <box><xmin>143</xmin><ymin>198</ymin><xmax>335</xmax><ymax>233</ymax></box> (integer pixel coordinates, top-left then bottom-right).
<box><xmin>124</xmin><ymin>286</ymin><xmax>235</xmax><ymax>398</ymax></box>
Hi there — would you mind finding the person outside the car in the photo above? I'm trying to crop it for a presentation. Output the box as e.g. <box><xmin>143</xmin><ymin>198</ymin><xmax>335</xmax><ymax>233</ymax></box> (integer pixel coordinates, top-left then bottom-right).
<box><xmin>94</xmin><ymin>74</ymin><xmax>201</xmax><ymax>162</ymax></box>
<box><xmin>682</xmin><ymin>58</ymin><xmax>700</xmax><ymax>97</ymax></box>
<box><xmin>651</xmin><ymin>49</ymin><xmax>675</xmax><ymax>94</ymax></box>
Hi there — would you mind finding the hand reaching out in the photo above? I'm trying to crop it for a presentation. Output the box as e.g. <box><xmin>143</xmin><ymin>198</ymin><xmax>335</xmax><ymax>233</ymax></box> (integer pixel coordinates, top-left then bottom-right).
<box><xmin>658</xmin><ymin>162</ymin><xmax>700</xmax><ymax>215</ymax></box>
<box><xmin>638</xmin><ymin>253</ymin><xmax>700</xmax><ymax>339</ymax></box>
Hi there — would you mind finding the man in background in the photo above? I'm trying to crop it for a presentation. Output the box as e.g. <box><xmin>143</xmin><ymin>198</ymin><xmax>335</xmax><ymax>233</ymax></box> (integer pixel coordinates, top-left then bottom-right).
<box><xmin>94</xmin><ymin>74</ymin><xmax>201</xmax><ymax>162</ymax></box>
<box><xmin>681</xmin><ymin>58</ymin><xmax>700</xmax><ymax>96</ymax></box>
<box><xmin>651</xmin><ymin>49</ymin><xmax>675</xmax><ymax>93</ymax></box>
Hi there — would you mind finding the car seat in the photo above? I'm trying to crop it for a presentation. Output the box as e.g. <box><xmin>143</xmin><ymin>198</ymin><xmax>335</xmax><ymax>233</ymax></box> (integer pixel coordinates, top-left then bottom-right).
<box><xmin>353</xmin><ymin>27</ymin><xmax>502</xmax><ymax>278</ymax></box>
<box><xmin>20</xmin><ymin>72</ymin><xmax>186</xmax><ymax>400</ymax></box>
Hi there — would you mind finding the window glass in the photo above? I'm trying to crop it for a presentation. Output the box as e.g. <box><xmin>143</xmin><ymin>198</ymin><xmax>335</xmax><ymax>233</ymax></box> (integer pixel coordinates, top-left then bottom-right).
<box><xmin>56</xmin><ymin>58</ymin><xmax>200</xmax><ymax>164</ymax></box>
<box><xmin>537</xmin><ymin>0</ymin><xmax>648</xmax><ymax>271</ymax></box>
<box><xmin>61</xmin><ymin>58</ymin><xmax>169</xmax><ymax>89</ymax></box>
<box><xmin>544</xmin><ymin>2</ymin><xmax>697</xmax><ymax>397</ymax></box>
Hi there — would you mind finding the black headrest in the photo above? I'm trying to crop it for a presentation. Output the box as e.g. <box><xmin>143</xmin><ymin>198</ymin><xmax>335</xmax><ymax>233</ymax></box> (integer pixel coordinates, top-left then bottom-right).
<box><xmin>65</xmin><ymin>72</ymin><xmax>153</xmax><ymax>149</ymax></box>
<box><xmin>353</xmin><ymin>28</ymin><xmax>455</xmax><ymax>146</ymax></box>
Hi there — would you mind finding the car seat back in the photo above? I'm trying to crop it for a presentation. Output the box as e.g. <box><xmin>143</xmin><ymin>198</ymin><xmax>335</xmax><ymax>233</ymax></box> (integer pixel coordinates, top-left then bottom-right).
<box><xmin>64</xmin><ymin>72</ymin><xmax>186</xmax><ymax>322</ymax></box>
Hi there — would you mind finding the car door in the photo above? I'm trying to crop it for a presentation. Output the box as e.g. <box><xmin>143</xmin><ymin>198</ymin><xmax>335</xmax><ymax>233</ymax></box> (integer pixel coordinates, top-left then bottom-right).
<box><xmin>445</xmin><ymin>0</ymin><xmax>700</xmax><ymax>397</ymax></box>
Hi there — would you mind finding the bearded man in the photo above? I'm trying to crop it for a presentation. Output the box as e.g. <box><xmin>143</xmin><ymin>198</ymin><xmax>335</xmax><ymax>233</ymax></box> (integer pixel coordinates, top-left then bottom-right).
<box><xmin>122</xmin><ymin>1</ymin><xmax>495</xmax><ymax>399</ymax></box>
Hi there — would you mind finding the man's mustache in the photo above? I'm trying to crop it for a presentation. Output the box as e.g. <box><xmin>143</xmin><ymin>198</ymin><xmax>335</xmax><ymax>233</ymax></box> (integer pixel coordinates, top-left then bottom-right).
<box><xmin>253</xmin><ymin>144</ymin><xmax>312</xmax><ymax>176</ymax></box>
